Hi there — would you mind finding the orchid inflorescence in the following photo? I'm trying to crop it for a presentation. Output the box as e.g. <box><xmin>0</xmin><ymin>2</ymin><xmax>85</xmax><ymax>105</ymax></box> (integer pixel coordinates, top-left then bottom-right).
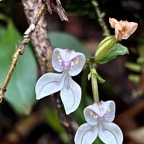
<box><xmin>35</xmin><ymin>18</ymin><xmax>138</xmax><ymax>144</ymax></box>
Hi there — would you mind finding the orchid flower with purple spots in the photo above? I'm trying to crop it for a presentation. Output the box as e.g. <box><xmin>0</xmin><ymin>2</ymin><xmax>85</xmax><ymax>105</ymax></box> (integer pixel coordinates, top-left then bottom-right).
<box><xmin>35</xmin><ymin>48</ymin><xmax>86</xmax><ymax>114</ymax></box>
<box><xmin>74</xmin><ymin>100</ymin><xmax>123</xmax><ymax>144</ymax></box>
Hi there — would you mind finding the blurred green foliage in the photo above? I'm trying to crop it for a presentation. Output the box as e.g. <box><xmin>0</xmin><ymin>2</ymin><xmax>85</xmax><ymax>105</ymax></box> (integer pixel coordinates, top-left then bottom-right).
<box><xmin>63</xmin><ymin>0</ymin><xmax>96</xmax><ymax>18</ymax></box>
<box><xmin>0</xmin><ymin>15</ymin><xmax>37</xmax><ymax>115</ymax></box>
<box><xmin>44</xmin><ymin>108</ymin><xmax>69</xmax><ymax>144</ymax></box>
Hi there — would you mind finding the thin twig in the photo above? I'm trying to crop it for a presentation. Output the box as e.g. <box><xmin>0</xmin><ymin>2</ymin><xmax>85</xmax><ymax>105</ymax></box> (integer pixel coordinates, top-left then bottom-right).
<box><xmin>43</xmin><ymin>0</ymin><xmax>69</xmax><ymax>21</ymax></box>
<box><xmin>0</xmin><ymin>4</ymin><xmax>45</xmax><ymax>102</ymax></box>
<box><xmin>92</xmin><ymin>0</ymin><xmax>110</xmax><ymax>36</ymax></box>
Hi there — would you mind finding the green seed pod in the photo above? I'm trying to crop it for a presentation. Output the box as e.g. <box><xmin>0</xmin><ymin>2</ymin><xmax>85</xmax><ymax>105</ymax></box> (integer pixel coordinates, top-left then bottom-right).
<box><xmin>95</xmin><ymin>35</ymin><xmax>116</xmax><ymax>62</ymax></box>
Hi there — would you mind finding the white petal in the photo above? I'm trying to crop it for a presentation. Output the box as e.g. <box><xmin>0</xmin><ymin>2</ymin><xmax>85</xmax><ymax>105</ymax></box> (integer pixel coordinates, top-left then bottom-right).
<box><xmin>99</xmin><ymin>122</ymin><xmax>123</xmax><ymax>144</ymax></box>
<box><xmin>68</xmin><ymin>53</ymin><xmax>86</xmax><ymax>76</ymax></box>
<box><xmin>35</xmin><ymin>72</ymin><xmax>65</xmax><ymax>99</ymax></box>
<box><xmin>74</xmin><ymin>123</ymin><xmax>98</xmax><ymax>144</ymax></box>
<box><xmin>54</xmin><ymin>48</ymin><xmax>81</xmax><ymax>61</ymax></box>
<box><xmin>104</xmin><ymin>100</ymin><xmax>115</xmax><ymax>122</ymax></box>
<box><xmin>60</xmin><ymin>76</ymin><xmax>81</xmax><ymax>114</ymax></box>
<box><xmin>52</xmin><ymin>48</ymin><xmax>64</xmax><ymax>72</ymax></box>
<box><xmin>84</xmin><ymin>105</ymin><xmax>98</xmax><ymax>125</ymax></box>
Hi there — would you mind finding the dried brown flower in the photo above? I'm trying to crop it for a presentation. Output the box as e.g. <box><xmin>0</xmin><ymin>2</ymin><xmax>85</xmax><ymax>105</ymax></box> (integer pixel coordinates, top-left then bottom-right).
<box><xmin>109</xmin><ymin>18</ymin><xmax>138</xmax><ymax>41</ymax></box>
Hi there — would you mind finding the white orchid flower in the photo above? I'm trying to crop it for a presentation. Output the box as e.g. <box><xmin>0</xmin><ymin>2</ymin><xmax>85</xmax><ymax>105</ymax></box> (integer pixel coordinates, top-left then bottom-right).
<box><xmin>35</xmin><ymin>48</ymin><xmax>86</xmax><ymax>114</ymax></box>
<box><xmin>74</xmin><ymin>101</ymin><xmax>123</xmax><ymax>144</ymax></box>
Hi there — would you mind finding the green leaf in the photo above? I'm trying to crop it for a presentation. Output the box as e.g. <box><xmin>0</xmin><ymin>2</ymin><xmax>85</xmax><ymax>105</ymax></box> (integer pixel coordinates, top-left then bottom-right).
<box><xmin>89</xmin><ymin>68</ymin><xmax>105</xmax><ymax>83</ymax></box>
<box><xmin>48</xmin><ymin>31</ymin><xmax>91</xmax><ymax>58</ymax></box>
<box><xmin>0</xmin><ymin>19</ymin><xmax>37</xmax><ymax>115</ymax></box>
<box><xmin>95</xmin><ymin>71</ymin><xmax>105</xmax><ymax>83</ymax></box>
<box><xmin>98</xmin><ymin>43</ymin><xmax>129</xmax><ymax>64</ymax></box>
<box><xmin>125</xmin><ymin>62</ymin><xmax>141</xmax><ymax>72</ymax></box>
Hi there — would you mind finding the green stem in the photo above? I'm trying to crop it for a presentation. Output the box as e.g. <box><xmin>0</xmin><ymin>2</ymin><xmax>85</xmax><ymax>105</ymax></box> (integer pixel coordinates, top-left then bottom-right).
<box><xmin>89</xmin><ymin>62</ymin><xmax>99</xmax><ymax>103</ymax></box>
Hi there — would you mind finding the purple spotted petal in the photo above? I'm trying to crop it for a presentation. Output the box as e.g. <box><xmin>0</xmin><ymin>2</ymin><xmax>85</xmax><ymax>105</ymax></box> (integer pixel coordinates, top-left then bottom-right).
<box><xmin>84</xmin><ymin>101</ymin><xmax>115</xmax><ymax>125</ymax></box>
<box><xmin>60</xmin><ymin>75</ymin><xmax>81</xmax><ymax>114</ymax></box>
<box><xmin>52</xmin><ymin>48</ymin><xmax>86</xmax><ymax>76</ymax></box>
<box><xmin>103</xmin><ymin>101</ymin><xmax>115</xmax><ymax>122</ymax></box>
<box><xmin>68</xmin><ymin>53</ymin><xmax>85</xmax><ymax>76</ymax></box>
<box><xmin>35</xmin><ymin>72</ymin><xmax>65</xmax><ymax>99</ymax></box>
<box><xmin>53</xmin><ymin>48</ymin><xmax>79</xmax><ymax>62</ymax></box>
<box><xmin>74</xmin><ymin>123</ymin><xmax>98</xmax><ymax>144</ymax></box>
<box><xmin>84</xmin><ymin>105</ymin><xmax>99</xmax><ymax>126</ymax></box>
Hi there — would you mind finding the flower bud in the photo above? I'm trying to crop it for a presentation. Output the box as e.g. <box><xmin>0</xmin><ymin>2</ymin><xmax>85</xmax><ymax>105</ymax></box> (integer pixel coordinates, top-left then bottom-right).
<box><xmin>95</xmin><ymin>35</ymin><xmax>116</xmax><ymax>62</ymax></box>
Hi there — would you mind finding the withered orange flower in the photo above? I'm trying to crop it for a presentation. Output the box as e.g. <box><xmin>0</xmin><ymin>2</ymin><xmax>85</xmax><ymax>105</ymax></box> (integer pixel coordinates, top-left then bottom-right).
<box><xmin>109</xmin><ymin>18</ymin><xmax>138</xmax><ymax>41</ymax></box>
